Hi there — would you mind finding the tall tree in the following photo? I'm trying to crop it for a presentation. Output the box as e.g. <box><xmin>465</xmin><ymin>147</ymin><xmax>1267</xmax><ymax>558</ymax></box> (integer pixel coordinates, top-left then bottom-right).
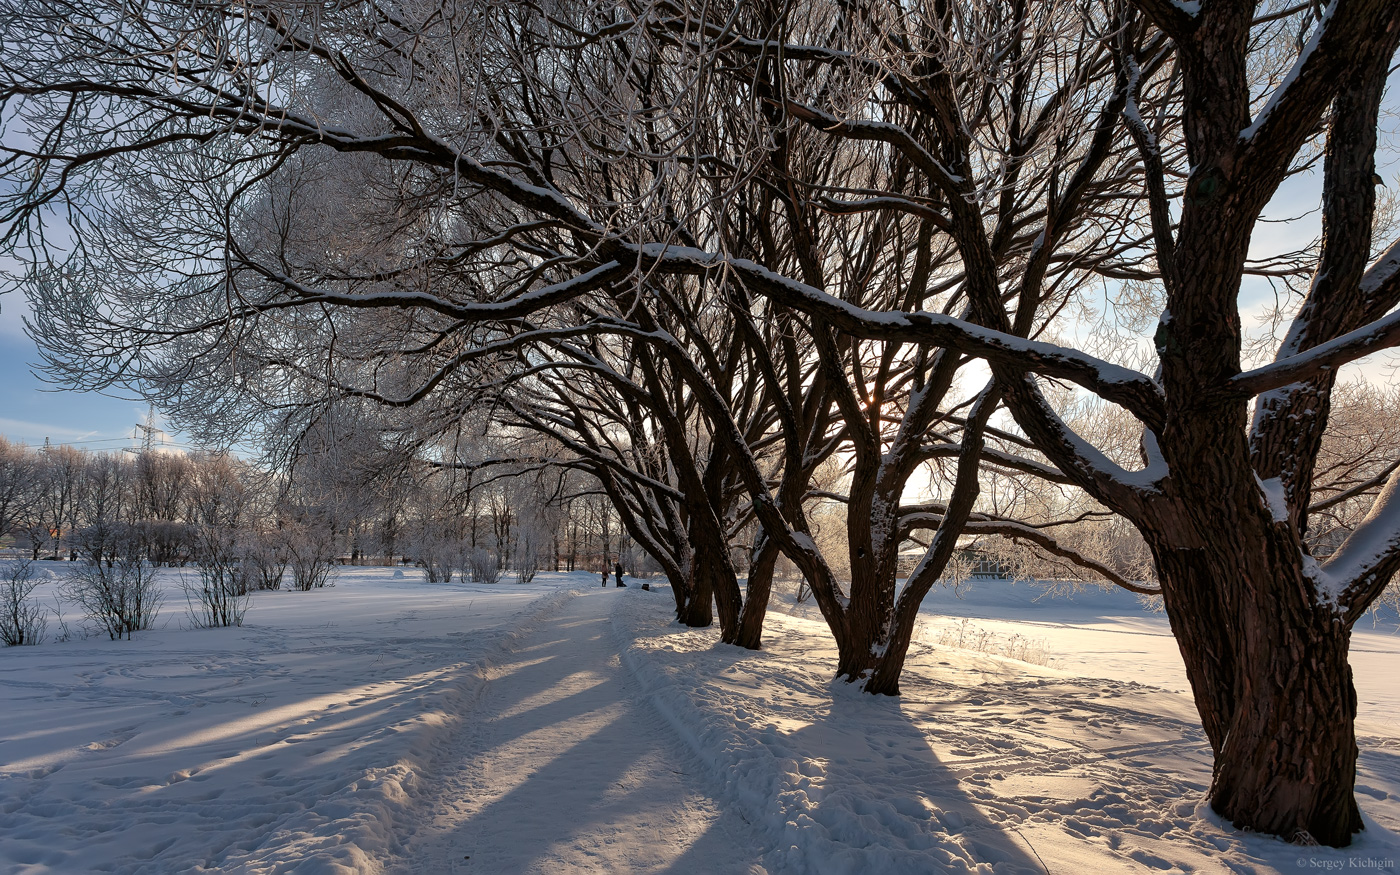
<box><xmin>5</xmin><ymin>0</ymin><xmax>1400</xmax><ymax>847</ymax></box>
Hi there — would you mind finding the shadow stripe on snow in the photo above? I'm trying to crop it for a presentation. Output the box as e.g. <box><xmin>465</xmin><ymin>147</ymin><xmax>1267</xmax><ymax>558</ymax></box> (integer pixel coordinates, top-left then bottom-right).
<box><xmin>227</xmin><ymin>584</ymin><xmax>587</xmax><ymax>875</ymax></box>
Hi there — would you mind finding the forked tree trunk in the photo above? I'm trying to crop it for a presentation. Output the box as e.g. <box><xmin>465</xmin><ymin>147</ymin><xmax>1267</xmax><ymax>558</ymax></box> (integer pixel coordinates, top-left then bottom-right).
<box><xmin>711</xmin><ymin>555</ymin><xmax>744</xmax><ymax>643</ymax></box>
<box><xmin>834</xmin><ymin>614</ymin><xmax>882</xmax><ymax>682</ymax></box>
<box><xmin>1210</xmin><ymin>608</ymin><xmax>1361</xmax><ymax>846</ymax></box>
<box><xmin>833</xmin><ymin>554</ymin><xmax>900</xmax><ymax>685</ymax></box>
<box><xmin>663</xmin><ymin>564</ymin><xmax>691</xmax><ymax>620</ymax></box>
<box><xmin>863</xmin><ymin>595</ymin><xmax>924</xmax><ymax>696</ymax></box>
<box><xmin>1148</xmin><ymin>525</ymin><xmax>1364</xmax><ymax>846</ymax></box>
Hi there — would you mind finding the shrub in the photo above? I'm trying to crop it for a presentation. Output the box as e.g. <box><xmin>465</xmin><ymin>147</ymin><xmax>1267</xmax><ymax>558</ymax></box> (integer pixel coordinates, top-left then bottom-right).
<box><xmin>285</xmin><ymin>524</ymin><xmax>336</xmax><ymax>591</ymax></box>
<box><xmin>468</xmin><ymin>547</ymin><xmax>500</xmax><ymax>583</ymax></box>
<box><xmin>61</xmin><ymin>556</ymin><xmax>162</xmax><ymax>640</ymax></box>
<box><xmin>182</xmin><ymin>569</ymin><xmax>251</xmax><ymax>628</ymax></box>
<box><xmin>0</xmin><ymin>559</ymin><xmax>47</xmax><ymax>646</ymax></box>
<box><xmin>411</xmin><ymin>532</ymin><xmax>460</xmax><ymax>583</ymax></box>
<box><xmin>185</xmin><ymin>529</ymin><xmax>251</xmax><ymax>628</ymax></box>
<box><xmin>244</xmin><ymin>535</ymin><xmax>288</xmax><ymax>590</ymax></box>
<box><xmin>515</xmin><ymin>541</ymin><xmax>540</xmax><ymax>584</ymax></box>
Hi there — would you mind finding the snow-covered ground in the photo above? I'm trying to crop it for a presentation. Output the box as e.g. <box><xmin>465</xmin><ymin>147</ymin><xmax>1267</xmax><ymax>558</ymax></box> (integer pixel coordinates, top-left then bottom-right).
<box><xmin>684</xmin><ymin>581</ymin><xmax>1400</xmax><ymax>873</ymax></box>
<box><xmin>0</xmin><ymin>566</ymin><xmax>592</xmax><ymax>873</ymax></box>
<box><xmin>2</xmin><ymin>566</ymin><xmax>1397</xmax><ymax>873</ymax></box>
<box><xmin>815</xmin><ymin>578</ymin><xmax>1400</xmax><ymax>737</ymax></box>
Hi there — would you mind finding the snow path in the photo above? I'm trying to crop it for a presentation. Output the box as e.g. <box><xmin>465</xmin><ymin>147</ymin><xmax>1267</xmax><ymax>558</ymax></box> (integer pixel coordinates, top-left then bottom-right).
<box><xmin>0</xmin><ymin>569</ymin><xmax>589</xmax><ymax>874</ymax></box>
<box><xmin>387</xmin><ymin>588</ymin><xmax>770</xmax><ymax>875</ymax></box>
<box><xmin>4</xmin><ymin>570</ymin><xmax>1396</xmax><ymax>873</ymax></box>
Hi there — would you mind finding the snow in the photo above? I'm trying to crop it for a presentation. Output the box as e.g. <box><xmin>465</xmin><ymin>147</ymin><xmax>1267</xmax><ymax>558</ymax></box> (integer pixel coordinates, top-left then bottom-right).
<box><xmin>655</xmin><ymin>580</ymin><xmax>1400</xmax><ymax>873</ymax></box>
<box><xmin>1255</xmin><ymin>473</ymin><xmax>1290</xmax><ymax>523</ymax></box>
<box><xmin>1320</xmin><ymin>472</ymin><xmax>1400</xmax><ymax>607</ymax></box>
<box><xmin>1360</xmin><ymin>239</ymin><xmax>1400</xmax><ymax>297</ymax></box>
<box><xmin>1234</xmin><ymin>306</ymin><xmax>1400</xmax><ymax>396</ymax></box>
<box><xmin>0</xmin><ymin>566</ymin><xmax>589</xmax><ymax>874</ymax></box>
<box><xmin>1238</xmin><ymin>1</ymin><xmax>1334</xmax><ymax>143</ymax></box>
<box><xmin>879</xmin><ymin>578</ymin><xmax>1400</xmax><ymax>736</ymax></box>
<box><xmin>387</xmin><ymin>588</ymin><xmax>768</xmax><ymax>874</ymax></box>
<box><xmin>628</xmin><ymin>241</ymin><xmax>1162</xmax><ymax>413</ymax></box>
<box><xmin>3</xmin><ymin>566</ymin><xmax>1398</xmax><ymax>873</ymax></box>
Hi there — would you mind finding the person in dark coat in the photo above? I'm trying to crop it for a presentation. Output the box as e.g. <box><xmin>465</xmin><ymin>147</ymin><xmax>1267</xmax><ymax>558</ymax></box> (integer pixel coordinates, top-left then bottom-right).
<box><xmin>614</xmin><ymin>561</ymin><xmax>626</xmax><ymax>587</ymax></box>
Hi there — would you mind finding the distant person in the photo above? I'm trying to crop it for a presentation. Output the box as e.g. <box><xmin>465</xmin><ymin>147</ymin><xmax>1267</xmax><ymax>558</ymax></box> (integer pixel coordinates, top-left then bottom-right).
<box><xmin>614</xmin><ymin>562</ymin><xmax>626</xmax><ymax>587</ymax></box>
<box><xmin>601</xmin><ymin>569</ymin><xmax>608</xmax><ymax>587</ymax></box>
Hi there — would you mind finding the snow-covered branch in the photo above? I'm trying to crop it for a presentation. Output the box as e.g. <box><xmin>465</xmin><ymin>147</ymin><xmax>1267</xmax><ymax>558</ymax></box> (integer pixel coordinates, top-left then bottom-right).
<box><xmin>628</xmin><ymin>245</ymin><xmax>1166</xmax><ymax>430</ymax></box>
<box><xmin>1230</xmin><ymin>306</ymin><xmax>1400</xmax><ymax>397</ymax></box>
<box><xmin>1320</xmin><ymin>469</ymin><xmax>1400</xmax><ymax>625</ymax></box>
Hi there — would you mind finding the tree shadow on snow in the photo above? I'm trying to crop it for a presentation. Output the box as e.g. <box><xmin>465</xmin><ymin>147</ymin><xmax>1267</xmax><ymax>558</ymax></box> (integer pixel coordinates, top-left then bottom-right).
<box><xmin>621</xmin><ymin>606</ymin><xmax>1049</xmax><ymax>874</ymax></box>
<box><xmin>400</xmin><ymin>608</ymin><xmax>767</xmax><ymax>874</ymax></box>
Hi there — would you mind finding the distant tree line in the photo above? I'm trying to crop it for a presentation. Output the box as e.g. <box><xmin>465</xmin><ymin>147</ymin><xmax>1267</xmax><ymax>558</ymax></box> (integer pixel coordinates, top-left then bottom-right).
<box><xmin>0</xmin><ymin>435</ymin><xmax>645</xmax><ymax>582</ymax></box>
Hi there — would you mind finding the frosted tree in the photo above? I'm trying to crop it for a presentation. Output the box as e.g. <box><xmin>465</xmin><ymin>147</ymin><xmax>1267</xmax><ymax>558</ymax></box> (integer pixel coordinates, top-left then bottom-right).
<box><xmin>682</xmin><ymin>0</ymin><xmax>1400</xmax><ymax>847</ymax></box>
<box><xmin>0</xmin><ymin>438</ymin><xmax>37</xmax><ymax>547</ymax></box>
<box><xmin>5</xmin><ymin>0</ymin><xmax>1400</xmax><ymax>846</ymax></box>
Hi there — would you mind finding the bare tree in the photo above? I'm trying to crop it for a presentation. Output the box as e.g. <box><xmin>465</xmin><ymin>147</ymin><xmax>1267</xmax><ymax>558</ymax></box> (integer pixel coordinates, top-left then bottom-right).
<box><xmin>62</xmin><ymin>538</ymin><xmax>162</xmax><ymax>641</ymax></box>
<box><xmin>4</xmin><ymin>0</ymin><xmax>1400</xmax><ymax>846</ymax></box>
<box><xmin>0</xmin><ymin>438</ymin><xmax>36</xmax><ymax>545</ymax></box>
<box><xmin>685</xmin><ymin>0</ymin><xmax>1400</xmax><ymax>847</ymax></box>
<box><xmin>0</xmin><ymin>558</ymin><xmax>46</xmax><ymax>646</ymax></box>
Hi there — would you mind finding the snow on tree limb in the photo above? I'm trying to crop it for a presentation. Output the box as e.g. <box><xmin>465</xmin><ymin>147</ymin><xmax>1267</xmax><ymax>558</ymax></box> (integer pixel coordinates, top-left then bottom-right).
<box><xmin>623</xmin><ymin>244</ymin><xmax>1167</xmax><ymax>430</ymax></box>
<box><xmin>1230</xmin><ymin>306</ymin><xmax>1400</xmax><ymax>397</ymax></box>
<box><xmin>1127</xmin><ymin>0</ymin><xmax>1200</xmax><ymax>40</ymax></box>
<box><xmin>1320</xmin><ymin>468</ymin><xmax>1400</xmax><ymax>625</ymax></box>
<box><xmin>1360</xmin><ymin>237</ymin><xmax>1400</xmax><ymax>302</ymax></box>
<box><xmin>961</xmin><ymin>518</ymin><xmax>1160</xmax><ymax>596</ymax></box>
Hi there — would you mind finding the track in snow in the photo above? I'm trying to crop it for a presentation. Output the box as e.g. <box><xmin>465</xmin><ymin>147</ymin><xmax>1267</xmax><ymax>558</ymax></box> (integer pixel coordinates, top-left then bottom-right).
<box><xmin>389</xmin><ymin>588</ymin><xmax>769</xmax><ymax>875</ymax></box>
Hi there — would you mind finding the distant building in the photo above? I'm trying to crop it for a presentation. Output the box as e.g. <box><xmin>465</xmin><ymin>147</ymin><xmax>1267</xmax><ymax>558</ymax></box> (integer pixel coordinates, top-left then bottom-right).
<box><xmin>963</xmin><ymin>551</ymin><xmax>1012</xmax><ymax>579</ymax></box>
<box><xmin>896</xmin><ymin>546</ymin><xmax>1011</xmax><ymax>579</ymax></box>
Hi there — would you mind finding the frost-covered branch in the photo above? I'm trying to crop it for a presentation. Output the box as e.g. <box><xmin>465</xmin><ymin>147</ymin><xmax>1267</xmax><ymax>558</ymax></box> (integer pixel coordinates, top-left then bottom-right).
<box><xmin>1320</xmin><ymin>469</ymin><xmax>1400</xmax><ymax>625</ymax></box>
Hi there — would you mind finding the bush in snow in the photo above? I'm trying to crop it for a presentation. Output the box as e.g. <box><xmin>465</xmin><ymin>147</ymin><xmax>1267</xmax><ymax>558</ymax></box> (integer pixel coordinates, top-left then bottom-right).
<box><xmin>410</xmin><ymin>531</ymin><xmax>461</xmax><ymax>583</ymax></box>
<box><xmin>182</xmin><ymin>569</ymin><xmax>251</xmax><ymax>628</ymax></box>
<box><xmin>61</xmin><ymin>555</ymin><xmax>162</xmax><ymax>640</ymax></box>
<box><xmin>184</xmin><ymin>527</ymin><xmax>252</xmax><ymax>628</ymax></box>
<box><xmin>0</xmin><ymin>558</ymin><xmax>47</xmax><ymax>646</ymax></box>
<box><xmin>423</xmin><ymin>555</ymin><xmax>455</xmax><ymax>583</ymax></box>
<box><xmin>515</xmin><ymin>548</ymin><xmax>540</xmax><ymax>584</ymax></box>
<box><xmin>134</xmin><ymin>519</ymin><xmax>195</xmax><ymax>567</ymax></box>
<box><xmin>926</xmin><ymin>618</ymin><xmax>1052</xmax><ymax>666</ymax></box>
<box><xmin>243</xmin><ymin>534</ymin><xmax>288</xmax><ymax>591</ymax></box>
<box><xmin>514</xmin><ymin>527</ymin><xmax>543</xmax><ymax>583</ymax></box>
<box><xmin>285</xmin><ymin>523</ymin><xmax>337</xmax><ymax>591</ymax></box>
<box><xmin>468</xmin><ymin>547</ymin><xmax>500</xmax><ymax>583</ymax></box>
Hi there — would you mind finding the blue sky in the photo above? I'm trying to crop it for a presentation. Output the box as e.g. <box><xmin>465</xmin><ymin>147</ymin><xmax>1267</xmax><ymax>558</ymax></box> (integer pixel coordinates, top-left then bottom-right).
<box><xmin>0</xmin><ymin>290</ymin><xmax>186</xmax><ymax>452</ymax></box>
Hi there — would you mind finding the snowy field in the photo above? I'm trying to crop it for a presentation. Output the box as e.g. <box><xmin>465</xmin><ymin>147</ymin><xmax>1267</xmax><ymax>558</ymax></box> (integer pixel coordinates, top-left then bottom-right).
<box><xmin>0</xmin><ymin>566</ymin><xmax>591</xmax><ymax>873</ymax></box>
<box><xmin>1</xmin><ymin>565</ymin><xmax>1397</xmax><ymax>874</ymax></box>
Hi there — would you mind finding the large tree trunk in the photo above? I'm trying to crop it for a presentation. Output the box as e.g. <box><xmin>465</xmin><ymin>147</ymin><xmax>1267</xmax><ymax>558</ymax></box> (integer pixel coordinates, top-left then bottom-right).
<box><xmin>1147</xmin><ymin>518</ymin><xmax>1364</xmax><ymax>846</ymax></box>
<box><xmin>711</xmin><ymin>554</ymin><xmax>743</xmax><ymax>643</ymax></box>
<box><xmin>678</xmin><ymin>561</ymin><xmax>713</xmax><ymax>627</ymax></box>
<box><xmin>834</xmin><ymin>556</ymin><xmax>899</xmax><ymax>685</ymax></box>
<box><xmin>1209</xmin><ymin>604</ymin><xmax>1361</xmax><ymax>846</ymax></box>
<box><xmin>662</xmin><ymin>561</ymin><xmax>692</xmax><ymax>620</ymax></box>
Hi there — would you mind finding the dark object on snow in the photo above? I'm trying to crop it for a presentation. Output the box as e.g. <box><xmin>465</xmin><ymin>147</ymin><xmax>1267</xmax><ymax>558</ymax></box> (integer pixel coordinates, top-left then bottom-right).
<box><xmin>614</xmin><ymin>562</ymin><xmax>626</xmax><ymax>587</ymax></box>
<box><xmin>640</xmin><ymin>583</ymin><xmax>650</xmax><ymax>591</ymax></box>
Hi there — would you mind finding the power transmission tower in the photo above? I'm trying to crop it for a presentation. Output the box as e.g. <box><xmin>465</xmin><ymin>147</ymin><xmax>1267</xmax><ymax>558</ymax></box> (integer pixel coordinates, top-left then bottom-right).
<box><xmin>127</xmin><ymin>403</ymin><xmax>158</xmax><ymax>455</ymax></box>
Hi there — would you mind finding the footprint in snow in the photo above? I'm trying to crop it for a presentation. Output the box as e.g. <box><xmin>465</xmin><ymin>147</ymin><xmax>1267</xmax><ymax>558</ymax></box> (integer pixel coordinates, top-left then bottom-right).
<box><xmin>83</xmin><ymin>728</ymin><xmax>138</xmax><ymax>752</ymax></box>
